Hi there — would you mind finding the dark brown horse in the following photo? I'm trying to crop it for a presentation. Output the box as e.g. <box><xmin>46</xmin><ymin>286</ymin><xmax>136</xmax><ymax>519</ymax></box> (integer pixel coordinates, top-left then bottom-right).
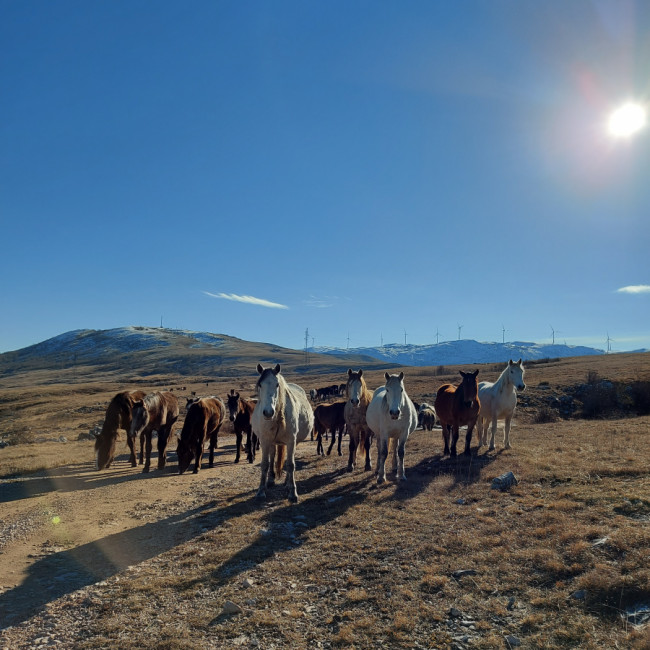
<box><xmin>344</xmin><ymin>369</ymin><xmax>374</xmax><ymax>471</ymax></box>
<box><xmin>434</xmin><ymin>370</ymin><xmax>480</xmax><ymax>457</ymax></box>
<box><xmin>129</xmin><ymin>392</ymin><xmax>179</xmax><ymax>472</ymax></box>
<box><xmin>313</xmin><ymin>401</ymin><xmax>346</xmax><ymax>456</ymax></box>
<box><xmin>225</xmin><ymin>389</ymin><xmax>258</xmax><ymax>463</ymax></box>
<box><xmin>176</xmin><ymin>397</ymin><xmax>225</xmax><ymax>474</ymax></box>
<box><xmin>95</xmin><ymin>390</ymin><xmax>147</xmax><ymax>470</ymax></box>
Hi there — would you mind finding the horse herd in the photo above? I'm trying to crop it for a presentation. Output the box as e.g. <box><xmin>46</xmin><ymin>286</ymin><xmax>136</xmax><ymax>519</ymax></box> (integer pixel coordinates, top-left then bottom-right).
<box><xmin>94</xmin><ymin>360</ymin><xmax>526</xmax><ymax>503</ymax></box>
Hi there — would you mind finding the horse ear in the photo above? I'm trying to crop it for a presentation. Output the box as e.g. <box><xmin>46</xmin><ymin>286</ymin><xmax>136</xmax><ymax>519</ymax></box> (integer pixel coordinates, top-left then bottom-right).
<box><xmin>508</xmin><ymin>359</ymin><xmax>513</xmax><ymax>366</ymax></box>
<box><xmin>257</xmin><ymin>363</ymin><xmax>264</xmax><ymax>374</ymax></box>
<box><xmin>273</xmin><ymin>363</ymin><xmax>281</xmax><ymax>375</ymax></box>
<box><xmin>473</xmin><ymin>369</ymin><xmax>479</xmax><ymax>377</ymax></box>
<box><xmin>399</xmin><ymin>371</ymin><xmax>404</xmax><ymax>381</ymax></box>
<box><xmin>358</xmin><ymin>369</ymin><xmax>363</xmax><ymax>377</ymax></box>
<box><xmin>459</xmin><ymin>371</ymin><xmax>466</xmax><ymax>378</ymax></box>
<box><xmin>384</xmin><ymin>372</ymin><xmax>390</xmax><ymax>381</ymax></box>
<box><xmin>517</xmin><ymin>358</ymin><xmax>522</xmax><ymax>366</ymax></box>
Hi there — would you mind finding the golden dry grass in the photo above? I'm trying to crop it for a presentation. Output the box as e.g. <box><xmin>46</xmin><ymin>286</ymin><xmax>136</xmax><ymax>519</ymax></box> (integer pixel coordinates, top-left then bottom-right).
<box><xmin>1</xmin><ymin>352</ymin><xmax>649</xmax><ymax>648</ymax></box>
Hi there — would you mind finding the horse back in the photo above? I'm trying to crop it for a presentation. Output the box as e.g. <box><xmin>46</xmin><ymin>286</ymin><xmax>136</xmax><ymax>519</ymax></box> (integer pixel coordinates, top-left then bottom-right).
<box><xmin>434</xmin><ymin>384</ymin><xmax>457</xmax><ymax>423</ymax></box>
<box><xmin>104</xmin><ymin>390</ymin><xmax>147</xmax><ymax>433</ymax></box>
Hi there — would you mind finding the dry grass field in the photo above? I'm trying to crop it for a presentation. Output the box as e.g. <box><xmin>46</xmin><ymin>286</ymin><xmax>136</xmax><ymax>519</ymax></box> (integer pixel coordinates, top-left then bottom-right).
<box><xmin>1</xmin><ymin>353</ymin><xmax>649</xmax><ymax>648</ymax></box>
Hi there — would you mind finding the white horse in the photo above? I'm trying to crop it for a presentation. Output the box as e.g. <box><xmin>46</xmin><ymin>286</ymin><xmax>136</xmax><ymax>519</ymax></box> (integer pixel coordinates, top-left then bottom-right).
<box><xmin>366</xmin><ymin>372</ymin><xmax>418</xmax><ymax>484</ymax></box>
<box><xmin>252</xmin><ymin>363</ymin><xmax>314</xmax><ymax>503</ymax></box>
<box><xmin>478</xmin><ymin>359</ymin><xmax>526</xmax><ymax>451</ymax></box>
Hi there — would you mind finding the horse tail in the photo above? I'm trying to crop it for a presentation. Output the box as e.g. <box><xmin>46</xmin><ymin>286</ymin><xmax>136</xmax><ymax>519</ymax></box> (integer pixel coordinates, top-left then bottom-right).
<box><xmin>275</xmin><ymin>444</ymin><xmax>287</xmax><ymax>479</ymax></box>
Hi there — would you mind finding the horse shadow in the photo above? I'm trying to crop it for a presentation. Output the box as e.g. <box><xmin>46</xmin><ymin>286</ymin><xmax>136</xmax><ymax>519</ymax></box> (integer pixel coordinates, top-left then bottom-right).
<box><xmin>0</xmin><ymin>501</ymin><xmax>221</xmax><ymax>630</ymax></box>
<box><xmin>181</xmin><ymin>469</ymin><xmax>373</xmax><ymax>604</ymax></box>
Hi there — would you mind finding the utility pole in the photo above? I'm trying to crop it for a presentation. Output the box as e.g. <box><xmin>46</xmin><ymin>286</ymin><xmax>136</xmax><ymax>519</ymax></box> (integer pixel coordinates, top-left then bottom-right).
<box><xmin>404</xmin><ymin>329</ymin><xmax>408</xmax><ymax>345</ymax></box>
<box><xmin>502</xmin><ymin>324</ymin><xmax>506</xmax><ymax>344</ymax></box>
<box><xmin>304</xmin><ymin>328</ymin><xmax>310</xmax><ymax>364</ymax></box>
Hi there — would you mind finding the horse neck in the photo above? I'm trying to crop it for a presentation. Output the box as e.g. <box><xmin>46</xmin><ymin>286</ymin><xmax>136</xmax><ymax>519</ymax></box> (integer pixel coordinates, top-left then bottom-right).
<box><xmin>101</xmin><ymin>402</ymin><xmax>122</xmax><ymax>436</ymax></box>
<box><xmin>494</xmin><ymin>368</ymin><xmax>514</xmax><ymax>395</ymax></box>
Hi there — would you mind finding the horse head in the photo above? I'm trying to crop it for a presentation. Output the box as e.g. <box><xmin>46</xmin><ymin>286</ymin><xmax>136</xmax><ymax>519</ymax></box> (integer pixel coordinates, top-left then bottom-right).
<box><xmin>346</xmin><ymin>368</ymin><xmax>364</xmax><ymax>407</ymax></box>
<box><xmin>384</xmin><ymin>371</ymin><xmax>405</xmax><ymax>420</ymax></box>
<box><xmin>459</xmin><ymin>370</ymin><xmax>479</xmax><ymax>408</ymax></box>
<box><xmin>176</xmin><ymin>435</ymin><xmax>193</xmax><ymax>475</ymax></box>
<box><xmin>226</xmin><ymin>389</ymin><xmax>240</xmax><ymax>422</ymax></box>
<box><xmin>256</xmin><ymin>363</ymin><xmax>281</xmax><ymax>419</ymax></box>
<box><xmin>129</xmin><ymin>400</ymin><xmax>149</xmax><ymax>439</ymax></box>
<box><xmin>508</xmin><ymin>359</ymin><xmax>526</xmax><ymax>391</ymax></box>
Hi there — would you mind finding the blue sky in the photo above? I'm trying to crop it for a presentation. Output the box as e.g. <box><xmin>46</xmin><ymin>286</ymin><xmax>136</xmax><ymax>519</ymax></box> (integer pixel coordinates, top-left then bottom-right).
<box><xmin>1</xmin><ymin>0</ymin><xmax>649</xmax><ymax>354</ymax></box>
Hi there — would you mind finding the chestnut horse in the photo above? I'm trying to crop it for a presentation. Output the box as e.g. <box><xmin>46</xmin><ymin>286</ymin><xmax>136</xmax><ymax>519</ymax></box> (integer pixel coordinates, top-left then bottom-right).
<box><xmin>344</xmin><ymin>369</ymin><xmax>374</xmax><ymax>472</ymax></box>
<box><xmin>252</xmin><ymin>364</ymin><xmax>314</xmax><ymax>503</ymax></box>
<box><xmin>176</xmin><ymin>397</ymin><xmax>226</xmax><ymax>474</ymax></box>
<box><xmin>95</xmin><ymin>390</ymin><xmax>146</xmax><ymax>470</ymax></box>
<box><xmin>434</xmin><ymin>370</ymin><xmax>480</xmax><ymax>457</ymax></box>
<box><xmin>129</xmin><ymin>392</ymin><xmax>179</xmax><ymax>472</ymax></box>
<box><xmin>226</xmin><ymin>389</ymin><xmax>258</xmax><ymax>463</ymax></box>
<box><xmin>313</xmin><ymin>400</ymin><xmax>346</xmax><ymax>456</ymax></box>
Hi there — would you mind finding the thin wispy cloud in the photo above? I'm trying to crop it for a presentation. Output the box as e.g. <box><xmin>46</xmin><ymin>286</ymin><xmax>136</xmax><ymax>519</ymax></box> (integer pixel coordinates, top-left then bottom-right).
<box><xmin>203</xmin><ymin>291</ymin><xmax>289</xmax><ymax>309</ymax></box>
<box><xmin>304</xmin><ymin>295</ymin><xmax>339</xmax><ymax>309</ymax></box>
<box><xmin>616</xmin><ymin>285</ymin><xmax>650</xmax><ymax>294</ymax></box>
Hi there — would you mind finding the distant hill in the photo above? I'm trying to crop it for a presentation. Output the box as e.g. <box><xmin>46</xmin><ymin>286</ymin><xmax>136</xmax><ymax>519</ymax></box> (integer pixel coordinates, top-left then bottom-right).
<box><xmin>310</xmin><ymin>339</ymin><xmax>605</xmax><ymax>367</ymax></box>
<box><xmin>0</xmin><ymin>327</ymin><xmax>390</xmax><ymax>382</ymax></box>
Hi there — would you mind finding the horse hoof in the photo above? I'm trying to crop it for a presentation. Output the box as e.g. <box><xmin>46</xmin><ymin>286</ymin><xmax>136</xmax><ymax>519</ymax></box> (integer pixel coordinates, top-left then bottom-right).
<box><xmin>143</xmin><ymin>467</ymin><xmax>150</xmax><ymax>473</ymax></box>
<box><xmin>377</xmin><ymin>476</ymin><xmax>386</xmax><ymax>485</ymax></box>
<box><xmin>235</xmin><ymin>458</ymin><xmax>240</xmax><ymax>464</ymax></box>
<box><xmin>347</xmin><ymin>465</ymin><xmax>354</xmax><ymax>473</ymax></box>
<box><xmin>256</xmin><ymin>491</ymin><xmax>266</xmax><ymax>501</ymax></box>
<box><xmin>326</xmin><ymin>450</ymin><xmax>331</xmax><ymax>456</ymax></box>
<box><xmin>489</xmin><ymin>445</ymin><xmax>495</xmax><ymax>451</ymax></box>
<box><xmin>288</xmin><ymin>494</ymin><xmax>298</xmax><ymax>504</ymax></box>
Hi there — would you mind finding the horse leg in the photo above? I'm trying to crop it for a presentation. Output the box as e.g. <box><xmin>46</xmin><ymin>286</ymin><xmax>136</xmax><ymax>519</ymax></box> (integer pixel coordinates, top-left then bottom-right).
<box><xmin>256</xmin><ymin>439</ymin><xmax>272</xmax><ymax>500</ymax></box>
<box><xmin>363</xmin><ymin>430</ymin><xmax>373</xmax><ymax>471</ymax></box>
<box><xmin>234</xmin><ymin>430</ymin><xmax>242</xmax><ymax>463</ymax></box>
<box><xmin>143</xmin><ymin>431</ymin><xmax>152</xmax><ymax>473</ymax></box>
<box><xmin>504</xmin><ymin>415</ymin><xmax>512</xmax><ymax>449</ymax></box>
<box><xmin>157</xmin><ymin>428</ymin><xmax>169</xmax><ymax>470</ymax></box>
<box><xmin>126</xmin><ymin>433</ymin><xmax>137</xmax><ymax>467</ymax></box>
<box><xmin>327</xmin><ymin>428</ymin><xmax>336</xmax><ymax>456</ymax></box>
<box><xmin>268</xmin><ymin>444</ymin><xmax>277</xmax><ymax>487</ymax></box>
<box><xmin>139</xmin><ymin>432</ymin><xmax>145</xmax><ymax>465</ymax></box>
<box><xmin>489</xmin><ymin>415</ymin><xmax>497</xmax><ymax>451</ymax></box>
<box><xmin>286</xmin><ymin>439</ymin><xmax>298</xmax><ymax>503</ymax></box>
<box><xmin>376</xmin><ymin>435</ymin><xmax>388</xmax><ymax>485</ymax></box>
<box><xmin>477</xmin><ymin>417</ymin><xmax>484</xmax><ymax>448</ymax></box>
<box><xmin>442</xmin><ymin>423</ymin><xmax>451</xmax><ymax>456</ymax></box>
<box><xmin>464</xmin><ymin>421</ymin><xmax>475</xmax><ymax>456</ymax></box>
<box><xmin>450</xmin><ymin>425</ymin><xmax>459</xmax><ymax>457</ymax></box>
<box><xmin>208</xmin><ymin>430</ymin><xmax>217</xmax><ymax>467</ymax></box>
<box><xmin>193</xmin><ymin>436</ymin><xmax>202</xmax><ymax>473</ymax></box>
<box><xmin>397</xmin><ymin>436</ymin><xmax>407</xmax><ymax>481</ymax></box>
<box><xmin>337</xmin><ymin>427</ymin><xmax>343</xmax><ymax>456</ymax></box>
<box><xmin>347</xmin><ymin>431</ymin><xmax>358</xmax><ymax>472</ymax></box>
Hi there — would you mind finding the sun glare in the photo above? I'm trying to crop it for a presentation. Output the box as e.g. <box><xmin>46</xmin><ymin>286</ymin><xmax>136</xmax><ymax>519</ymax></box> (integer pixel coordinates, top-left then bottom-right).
<box><xmin>608</xmin><ymin>102</ymin><xmax>647</xmax><ymax>138</ymax></box>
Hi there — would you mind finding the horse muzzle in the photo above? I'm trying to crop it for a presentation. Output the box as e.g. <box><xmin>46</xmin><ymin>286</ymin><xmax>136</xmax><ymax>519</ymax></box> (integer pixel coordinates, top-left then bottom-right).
<box><xmin>350</xmin><ymin>398</ymin><xmax>360</xmax><ymax>407</ymax></box>
<box><xmin>389</xmin><ymin>409</ymin><xmax>400</xmax><ymax>420</ymax></box>
<box><xmin>229</xmin><ymin>415</ymin><xmax>235</xmax><ymax>422</ymax></box>
<box><xmin>518</xmin><ymin>383</ymin><xmax>526</xmax><ymax>392</ymax></box>
<box><xmin>262</xmin><ymin>409</ymin><xmax>274</xmax><ymax>419</ymax></box>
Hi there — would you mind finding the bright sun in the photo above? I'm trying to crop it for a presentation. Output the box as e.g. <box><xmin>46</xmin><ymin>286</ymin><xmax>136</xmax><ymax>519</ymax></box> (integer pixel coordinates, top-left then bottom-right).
<box><xmin>608</xmin><ymin>102</ymin><xmax>647</xmax><ymax>138</ymax></box>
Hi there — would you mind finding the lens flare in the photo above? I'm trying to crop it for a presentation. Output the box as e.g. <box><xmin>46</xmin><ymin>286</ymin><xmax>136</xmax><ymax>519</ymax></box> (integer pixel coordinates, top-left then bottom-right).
<box><xmin>608</xmin><ymin>102</ymin><xmax>647</xmax><ymax>138</ymax></box>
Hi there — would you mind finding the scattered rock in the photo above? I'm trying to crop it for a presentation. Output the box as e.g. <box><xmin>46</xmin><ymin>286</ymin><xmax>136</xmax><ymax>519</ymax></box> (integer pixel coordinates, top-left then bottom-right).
<box><xmin>221</xmin><ymin>600</ymin><xmax>243</xmax><ymax>615</ymax></box>
<box><xmin>242</xmin><ymin>578</ymin><xmax>254</xmax><ymax>589</ymax></box>
<box><xmin>452</xmin><ymin>569</ymin><xmax>477</xmax><ymax>580</ymax></box>
<box><xmin>449</xmin><ymin>607</ymin><xmax>463</xmax><ymax>618</ymax></box>
<box><xmin>570</xmin><ymin>590</ymin><xmax>586</xmax><ymax>600</ymax></box>
<box><xmin>491</xmin><ymin>471</ymin><xmax>518</xmax><ymax>490</ymax></box>
<box><xmin>505</xmin><ymin>635</ymin><xmax>521</xmax><ymax>647</ymax></box>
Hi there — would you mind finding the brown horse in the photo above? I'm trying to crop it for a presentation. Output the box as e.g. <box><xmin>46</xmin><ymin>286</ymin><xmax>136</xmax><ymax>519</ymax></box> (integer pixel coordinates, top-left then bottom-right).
<box><xmin>176</xmin><ymin>397</ymin><xmax>225</xmax><ymax>474</ymax></box>
<box><xmin>95</xmin><ymin>390</ymin><xmax>147</xmax><ymax>470</ymax></box>
<box><xmin>129</xmin><ymin>392</ymin><xmax>179</xmax><ymax>472</ymax></box>
<box><xmin>225</xmin><ymin>389</ymin><xmax>258</xmax><ymax>463</ymax></box>
<box><xmin>434</xmin><ymin>370</ymin><xmax>480</xmax><ymax>457</ymax></box>
<box><xmin>313</xmin><ymin>400</ymin><xmax>346</xmax><ymax>456</ymax></box>
<box><xmin>344</xmin><ymin>369</ymin><xmax>374</xmax><ymax>471</ymax></box>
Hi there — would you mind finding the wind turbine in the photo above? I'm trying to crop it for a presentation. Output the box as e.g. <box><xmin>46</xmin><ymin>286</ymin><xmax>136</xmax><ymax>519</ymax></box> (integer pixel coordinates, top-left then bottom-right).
<box><xmin>435</xmin><ymin>327</ymin><xmax>440</xmax><ymax>344</ymax></box>
<box><xmin>550</xmin><ymin>325</ymin><xmax>555</xmax><ymax>345</ymax></box>
<box><xmin>404</xmin><ymin>329</ymin><xmax>408</xmax><ymax>345</ymax></box>
<box><xmin>457</xmin><ymin>323</ymin><xmax>463</xmax><ymax>341</ymax></box>
<box><xmin>606</xmin><ymin>332</ymin><xmax>614</xmax><ymax>353</ymax></box>
<box><xmin>502</xmin><ymin>324</ymin><xmax>506</xmax><ymax>344</ymax></box>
